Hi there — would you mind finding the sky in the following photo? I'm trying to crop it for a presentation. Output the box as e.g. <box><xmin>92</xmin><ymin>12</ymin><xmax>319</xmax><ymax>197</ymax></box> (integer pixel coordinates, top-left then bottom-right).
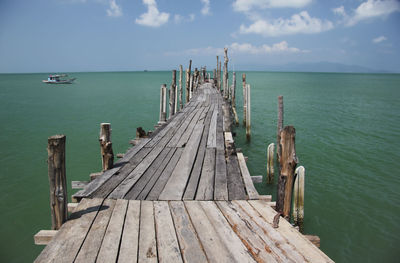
<box><xmin>0</xmin><ymin>0</ymin><xmax>399</xmax><ymax>73</ymax></box>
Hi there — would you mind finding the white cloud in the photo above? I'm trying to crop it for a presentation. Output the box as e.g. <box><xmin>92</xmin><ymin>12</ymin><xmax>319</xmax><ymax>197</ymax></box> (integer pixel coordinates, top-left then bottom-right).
<box><xmin>347</xmin><ymin>0</ymin><xmax>400</xmax><ymax>26</ymax></box>
<box><xmin>165</xmin><ymin>41</ymin><xmax>308</xmax><ymax>56</ymax></box>
<box><xmin>332</xmin><ymin>6</ymin><xmax>346</xmax><ymax>17</ymax></box>
<box><xmin>239</xmin><ymin>11</ymin><xmax>333</xmax><ymax>37</ymax></box>
<box><xmin>106</xmin><ymin>0</ymin><xmax>122</xmax><ymax>17</ymax></box>
<box><xmin>372</xmin><ymin>36</ymin><xmax>387</xmax><ymax>43</ymax></box>
<box><xmin>201</xmin><ymin>0</ymin><xmax>211</xmax><ymax>15</ymax></box>
<box><xmin>233</xmin><ymin>0</ymin><xmax>312</xmax><ymax>12</ymax></box>
<box><xmin>135</xmin><ymin>0</ymin><xmax>170</xmax><ymax>27</ymax></box>
<box><xmin>174</xmin><ymin>13</ymin><xmax>196</xmax><ymax>24</ymax></box>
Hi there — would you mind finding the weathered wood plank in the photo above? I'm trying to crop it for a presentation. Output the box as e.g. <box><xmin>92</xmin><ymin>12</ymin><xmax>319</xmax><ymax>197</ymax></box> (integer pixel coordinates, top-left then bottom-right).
<box><xmin>34</xmin><ymin>230</ymin><xmax>58</xmax><ymax>245</ymax></box>
<box><xmin>74</xmin><ymin>199</ymin><xmax>116</xmax><ymax>263</ymax></box>
<box><xmin>154</xmin><ymin>201</ymin><xmax>183</xmax><ymax>263</ymax></box>
<box><xmin>214</xmin><ymin>149</ymin><xmax>228</xmax><ymax>200</ymax></box>
<box><xmin>216</xmin><ymin>201</ymin><xmax>278</xmax><ymax>263</ymax></box>
<box><xmin>166</xmin><ymin>108</ymin><xmax>198</xmax><ymax>148</ymax></box>
<box><xmin>206</xmin><ymin>109</ymin><xmax>218</xmax><ymax>148</ymax></box>
<box><xmin>158</xmin><ymin>124</ymin><xmax>204</xmax><ymax>200</ymax></box>
<box><xmin>138</xmin><ymin>201</ymin><xmax>157</xmax><ymax>263</ymax></box>
<box><xmin>169</xmin><ymin>201</ymin><xmax>208</xmax><ymax>262</ymax></box>
<box><xmin>146</xmin><ymin>148</ymin><xmax>183</xmax><ymax>200</ymax></box>
<box><xmin>248</xmin><ymin>200</ymin><xmax>334</xmax><ymax>263</ymax></box>
<box><xmin>96</xmin><ymin>199</ymin><xmax>128</xmax><ymax>262</ymax></box>
<box><xmin>184</xmin><ymin>201</ymin><xmax>236</xmax><ymax>262</ymax></box>
<box><xmin>176</xmin><ymin>107</ymin><xmax>206</xmax><ymax>147</ymax></box>
<box><xmin>237</xmin><ymin>152</ymin><xmax>259</xmax><ymax>200</ymax></box>
<box><xmin>34</xmin><ymin>198</ymin><xmax>104</xmax><ymax>263</ymax></box>
<box><xmin>118</xmin><ymin>200</ymin><xmax>141</xmax><ymax>263</ymax></box>
<box><xmin>195</xmin><ymin>148</ymin><xmax>215</xmax><ymax>200</ymax></box>
<box><xmin>226</xmin><ymin>153</ymin><xmax>247</xmax><ymax>200</ymax></box>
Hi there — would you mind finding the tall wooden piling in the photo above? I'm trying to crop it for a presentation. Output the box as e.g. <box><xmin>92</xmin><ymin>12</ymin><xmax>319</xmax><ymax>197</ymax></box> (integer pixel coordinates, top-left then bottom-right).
<box><xmin>99</xmin><ymin>123</ymin><xmax>114</xmax><ymax>171</ymax></box>
<box><xmin>168</xmin><ymin>85</ymin><xmax>175</xmax><ymax>119</ymax></box>
<box><xmin>185</xmin><ymin>69</ymin><xmax>190</xmax><ymax>103</ymax></box>
<box><xmin>219</xmin><ymin>61</ymin><xmax>222</xmax><ymax>91</ymax></box>
<box><xmin>216</xmin><ymin>56</ymin><xmax>219</xmax><ymax>90</ymax></box>
<box><xmin>159</xmin><ymin>84</ymin><xmax>167</xmax><ymax>123</ymax></box>
<box><xmin>276</xmin><ymin>126</ymin><xmax>298</xmax><ymax>220</ymax></box>
<box><xmin>242</xmin><ymin>73</ymin><xmax>247</xmax><ymax>125</ymax></box>
<box><xmin>293</xmin><ymin>166</ymin><xmax>305</xmax><ymax>232</ymax></box>
<box><xmin>47</xmin><ymin>135</ymin><xmax>67</xmax><ymax>230</ymax></box>
<box><xmin>232</xmin><ymin>72</ymin><xmax>236</xmax><ymax>107</ymax></box>
<box><xmin>223</xmin><ymin>48</ymin><xmax>229</xmax><ymax>98</ymax></box>
<box><xmin>213</xmin><ymin>69</ymin><xmax>217</xmax><ymax>87</ymax></box>
<box><xmin>267</xmin><ymin>143</ymin><xmax>275</xmax><ymax>183</ymax></box>
<box><xmin>277</xmin><ymin>95</ymin><xmax>284</xmax><ymax>162</ymax></box>
<box><xmin>172</xmin><ymin>70</ymin><xmax>177</xmax><ymax>114</ymax></box>
<box><xmin>189</xmin><ymin>74</ymin><xmax>193</xmax><ymax>100</ymax></box>
<box><xmin>179</xmin><ymin>65</ymin><xmax>183</xmax><ymax>110</ymax></box>
<box><xmin>246</xmin><ymin>84</ymin><xmax>251</xmax><ymax>140</ymax></box>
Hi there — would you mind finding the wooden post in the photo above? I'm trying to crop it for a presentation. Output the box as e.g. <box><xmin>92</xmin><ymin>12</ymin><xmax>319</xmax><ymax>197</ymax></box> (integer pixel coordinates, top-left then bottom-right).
<box><xmin>276</xmin><ymin>126</ymin><xmax>298</xmax><ymax>220</ymax></box>
<box><xmin>219</xmin><ymin>61</ymin><xmax>222</xmax><ymax>91</ymax></box>
<box><xmin>99</xmin><ymin>123</ymin><xmax>114</xmax><ymax>171</ymax></box>
<box><xmin>232</xmin><ymin>72</ymin><xmax>236</xmax><ymax>107</ymax></box>
<box><xmin>246</xmin><ymin>84</ymin><xmax>251</xmax><ymax>140</ymax></box>
<box><xmin>213</xmin><ymin>69</ymin><xmax>217</xmax><ymax>87</ymax></box>
<box><xmin>189</xmin><ymin>74</ymin><xmax>193</xmax><ymax>100</ymax></box>
<box><xmin>242</xmin><ymin>73</ymin><xmax>246</xmax><ymax>125</ymax></box>
<box><xmin>172</xmin><ymin>70</ymin><xmax>177</xmax><ymax>114</ymax></box>
<box><xmin>47</xmin><ymin>135</ymin><xmax>67</xmax><ymax>230</ymax></box>
<box><xmin>216</xmin><ymin>56</ymin><xmax>219</xmax><ymax>90</ymax></box>
<box><xmin>293</xmin><ymin>166</ymin><xmax>305</xmax><ymax>232</ymax></box>
<box><xmin>159</xmin><ymin>84</ymin><xmax>167</xmax><ymax>123</ymax></box>
<box><xmin>179</xmin><ymin>65</ymin><xmax>183</xmax><ymax>110</ymax></box>
<box><xmin>223</xmin><ymin>48</ymin><xmax>229</xmax><ymax>98</ymax></box>
<box><xmin>185</xmin><ymin>69</ymin><xmax>190</xmax><ymax>103</ymax></box>
<box><xmin>277</xmin><ymin>95</ymin><xmax>284</xmax><ymax>162</ymax></box>
<box><xmin>168</xmin><ymin>85</ymin><xmax>175</xmax><ymax>119</ymax></box>
<box><xmin>267</xmin><ymin>143</ymin><xmax>275</xmax><ymax>183</ymax></box>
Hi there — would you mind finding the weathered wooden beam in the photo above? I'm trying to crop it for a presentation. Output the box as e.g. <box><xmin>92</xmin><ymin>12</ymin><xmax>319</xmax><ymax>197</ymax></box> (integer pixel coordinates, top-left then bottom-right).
<box><xmin>159</xmin><ymin>84</ymin><xmax>167</xmax><ymax>123</ymax></box>
<box><xmin>99</xmin><ymin>123</ymin><xmax>114</xmax><ymax>171</ymax></box>
<box><xmin>267</xmin><ymin>143</ymin><xmax>275</xmax><ymax>184</ymax></box>
<box><xmin>179</xmin><ymin>65</ymin><xmax>183</xmax><ymax>110</ymax></box>
<box><xmin>216</xmin><ymin>56</ymin><xmax>219</xmax><ymax>90</ymax></box>
<box><xmin>168</xmin><ymin>84</ymin><xmax>175</xmax><ymax>119</ymax></box>
<box><xmin>90</xmin><ymin>172</ymin><xmax>102</xmax><ymax>181</ymax></box>
<box><xmin>242</xmin><ymin>73</ymin><xmax>246</xmax><ymax>125</ymax></box>
<box><xmin>251</xmin><ymin>175</ymin><xmax>263</xmax><ymax>184</ymax></box>
<box><xmin>277</xmin><ymin>95</ymin><xmax>284</xmax><ymax>162</ymax></box>
<box><xmin>189</xmin><ymin>74</ymin><xmax>193</xmax><ymax>100</ymax></box>
<box><xmin>276</xmin><ymin>126</ymin><xmax>298</xmax><ymax>220</ymax></box>
<box><xmin>219</xmin><ymin>61</ymin><xmax>222</xmax><ymax>92</ymax></box>
<box><xmin>304</xmin><ymin>235</ymin><xmax>320</xmax><ymax>248</ymax></box>
<box><xmin>259</xmin><ymin>194</ymin><xmax>272</xmax><ymax>201</ymax></box>
<box><xmin>34</xmin><ymin>230</ymin><xmax>58</xmax><ymax>245</ymax></box>
<box><xmin>185</xmin><ymin>69</ymin><xmax>190</xmax><ymax>103</ymax></box>
<box><xmin>223</xmin><ymin>47</ymin><xmax>229</xmax><ymax>98</ymax></box>
<box><xmin>246</xmin><ymin>84</ymin><xmax>251</xmax><ymax>140</ymax></box>
<box><xmin>47</xmin><ymin>135</ymin><xmax>67</xmax><ymax>230</ymax></box>
<box><xmin>293</xmin><ymin>166</ymin><xmax>305</xmax><ymax>232</ymax></box>
<box><xmin>71</xmin><ymin>181</ymin><xmax>89</xmax><ymax>189</ymax></box>
<box><xmin>173</xmin><ymin>69</ymin><xmax>178</xmax><ymax>114</ymax></box>
<box><xmin>232</xmin><ymin>72</ymin><xmax>236</xmax><ymax>107</ymax></box>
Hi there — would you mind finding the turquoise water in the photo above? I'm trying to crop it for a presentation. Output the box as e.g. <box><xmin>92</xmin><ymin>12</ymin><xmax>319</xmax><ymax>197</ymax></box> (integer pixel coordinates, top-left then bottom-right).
<box><xmin>0</xmin><ymin>71</ymin><xmax>399</xmax><ymax>262</ymax></box>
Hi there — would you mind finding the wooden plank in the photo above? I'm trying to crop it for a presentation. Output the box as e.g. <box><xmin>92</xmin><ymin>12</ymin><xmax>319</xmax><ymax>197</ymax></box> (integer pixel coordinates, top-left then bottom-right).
<box><xmin>237</xmin><ymin>152</ymin><xmax>259</xmax><ymax>200</ymax></box>
<box><xmin>215</xmin><ymin>201</ymin><xmax>278</xmax><ymax>263</ymax></box>
<box><xmin>224</xmin><ymin>132</ymin><xmax>233</xmax><ymax>144</ymax></box>
<box><xmin>226</xmin><ymin>153</ymin><xmax>247</xmax><ymax>200</ymax></box>
<box><xmin>73</xmin><ymin>138</ymin><xmax>150</xmax><ymax>199</ymax></box>
<box><xmin>166</xmin><ymin>108</ymin><xmax>198</xmax><ymax>148</ymax></box>
<box><xmin>146</xmin><ymin>148</ymin><xmax>183</xmax><ymax>200</ymax></box>
<box><xmin>214</xmin><ymin>149</ymin><xmax>228</xmax><ymax>200</ymax></box>
<box><xmin>91</xmin><ymin>147</ymin><xmax>152</xmax><ymax>198</ymax></box>
<box><xmin>195</xmin><ymin>148</ymin><xmax>215</xmax><ymax>200</ymax></box>
<box><xmin>96</xmin><ymin>199</ymin><xmax>129</xmax><ymax>262</ymax></box>
<box><xmin>35</xmin><ymin>198</ymin><xmax>104</xmax><ymax>263</ymax></box>
<box><xmin>206</xmin><ymin>109</ymin><xmax>218</xmax><ymax>148</ymax></box>
<box><xmin>169</xmin><ymin>201</ymin><xmax>208</xmax><ymax>262</ymax></box>
<box><xmin>216</xmin><ymin>102</ymin><xmax>224</xmax><ymax>151</ymax></box>
<box><xmin>176</xmin><ymin>107</ymin><xmax>206</xmax><ymax>147</ymax></box>
<box><xmin>34</xmin><ymin>230</ymin><xmax>58</xmax><ymax>245</ymax></box>
<box><xmin>184</xmin><ymin>201</ymin><xmax>236</xmax><ymax>262</ymax></box>
<box><xmin>183</xmin><ymin>104</ymin><xmax>214</xmax><ymax>200</ymax></box>
<box><xmin>135</xmin><ymin>148</ymin><xmax>177</xmax><ymax>200</ymax></box>
<box><xmin>74</xmin><ymin>199</ymin><xmax>116</xmax><ymax>263</ymax></box>
<box><xmin>71</xmin><ymin>181</ymin><xmax>89</xmax><ymax>189</ymax></box>
<box><xmin>200</xmin><ymin>202</ymin><xmax>256</xmax><ymax>262</ymax></box>
<box><xmin>118</xmin><ymin>200</ymin><xmax>141</xmax><ymax>263</ymax></box>
<box><xmin>158</xmin><ymin>124</ymin><xmax>204</xmax><ymax>200</ymax></box>
<box><xmin>248</xmin><ymin>200</ymin><xmax>334</xmax><ymax>262</ymax></box>
<box><xmin>138</xmin><ymin>201</ymin><xmax>157</xmax><ymax>263</ymax></box>
<box><xmin>124</xmin><ymin>147</ymin><xmax>172</xmax><ymax>199</ymax></box>
<box><xmin>154</xmin><ymin>202</ymin><xmax>183</xmax><ymax>263</ymax></box>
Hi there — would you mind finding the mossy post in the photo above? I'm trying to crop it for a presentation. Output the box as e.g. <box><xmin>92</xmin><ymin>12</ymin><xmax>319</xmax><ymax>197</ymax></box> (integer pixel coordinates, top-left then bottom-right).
<box><xmin>293</xmin><ymin>166</ymin><xmax>305</xmax><ymax>232</ymax></box>
<box><xmin>276</xmin><ymin>126</ymin><xmax>298</xmax><ymax>220</ymax></box>
<box><xmin>99</xmin><ymin>123</ymin><xmax>114</xmax><ymax>171</ymax></box>
<box><xmin>185</xmin><ymin>69</ymin><xmax>190</xmax><ymax>103</ymax></box>
<box><xmin>47</xmin><ymin>135</ymin><xmax>67</xmax><ymax>230</ymax></box>
<box><xmin>277</xmin><ymin>95</ymin><xmax>284</xmax><ymax>163</ymax></box>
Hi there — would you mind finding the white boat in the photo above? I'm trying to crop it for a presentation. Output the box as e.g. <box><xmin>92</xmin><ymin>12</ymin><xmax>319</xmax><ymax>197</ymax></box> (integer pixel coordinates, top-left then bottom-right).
<box><xmin>42</xmin><ymin>74</ymin><xmax>76</xmax><ymax>84</ymax></box>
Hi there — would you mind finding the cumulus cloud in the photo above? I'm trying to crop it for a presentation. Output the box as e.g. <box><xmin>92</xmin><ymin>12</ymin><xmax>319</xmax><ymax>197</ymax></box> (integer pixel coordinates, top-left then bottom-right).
<box><xmin>201</xmin><ymin>0</ymin><xmax>211</xmax><ymax>15</ymax></box>
<box><xmin>372</xmin><ymin>36</ymin><xmax>387</xmax><ymax>43</ymax></box>
<box><xmin>174</xmin><ymin>13</ymin><xmax>196</xmax><ymax>24</ymax></box>
<box><xmin>239</xmin><ymin>11</ymin><xmax>333</xmax><ymax>37</ymax></box>
<box><xmin>135</xmin><ymin>0</ymin><xmax>169</xmax><ymax>27</ymax></box>
<box><xmin>332</xmin><ymin>6</ymin><xmax>346</xmax><ymax>17</ymax></box>
<box><xmin>233</xmin><ymin>0</ymin><xmax>312</xmax><ymax>12</ymax></box>
<box><xmin>106</xmin><ymin>0</ymin><xmax>122</xmax><ymax>17</ymax></box>
<box><xmin>347</xmin><ymin>0</ymin><xmax>400</xmax><ymax>26</ymax></box>
<box><xmin>165</xmin><ymin>41</ymin><xmax>308</xmax><ymax>56</ymax></box>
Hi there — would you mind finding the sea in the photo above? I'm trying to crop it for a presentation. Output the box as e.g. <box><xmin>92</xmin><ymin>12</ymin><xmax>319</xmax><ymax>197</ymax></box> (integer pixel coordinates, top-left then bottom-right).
<box><xmin>0</xmin><ymin>71</ymin><xmax>399</xmax><ymax>262</ymax></box>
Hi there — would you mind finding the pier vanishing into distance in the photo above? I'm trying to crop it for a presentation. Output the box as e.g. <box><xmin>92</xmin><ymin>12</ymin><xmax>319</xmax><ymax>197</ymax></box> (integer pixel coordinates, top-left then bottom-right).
<box><xmin>34</xmin><ymin>50</ymin><xmax>333</xmax><ymax>262</ymax></box>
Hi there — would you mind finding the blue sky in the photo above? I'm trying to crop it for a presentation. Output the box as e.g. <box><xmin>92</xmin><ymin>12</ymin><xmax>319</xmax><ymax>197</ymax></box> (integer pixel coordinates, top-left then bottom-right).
<box><xmin>0</xmin><ymin>0</ymin><xmax>399</xmax><ymax>73</ymax></box>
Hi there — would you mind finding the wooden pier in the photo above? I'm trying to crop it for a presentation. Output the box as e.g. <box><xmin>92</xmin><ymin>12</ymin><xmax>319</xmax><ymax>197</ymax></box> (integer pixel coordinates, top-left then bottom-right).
<box><xmin>35</xmin><ymin>66</ymin><xmax>333</xmax><ymax>262</ymax></box>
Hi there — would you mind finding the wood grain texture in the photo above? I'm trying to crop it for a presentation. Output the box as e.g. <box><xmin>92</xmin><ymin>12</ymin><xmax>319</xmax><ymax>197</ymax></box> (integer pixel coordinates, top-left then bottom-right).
<box><xmin>138</xmin><ymin>201</ymin><xmax>157</xmax><ymax>263</ymax></box>
<box><xmin>118</xmin><ymin>200</ymin><xmax>141</xmax><ymax>263</ymax></box>
<box><xmin>237</xmin><ymin>152</ymin><xmax>259</xmax><ymax>200</ymax></box>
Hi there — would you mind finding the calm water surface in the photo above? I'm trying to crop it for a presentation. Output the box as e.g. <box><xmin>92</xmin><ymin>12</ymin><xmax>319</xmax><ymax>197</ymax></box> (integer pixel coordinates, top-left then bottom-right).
<box><xmin>0</xmin><ymin>71</ymin><xmax>399</xmax><ymax>262</ymax></box>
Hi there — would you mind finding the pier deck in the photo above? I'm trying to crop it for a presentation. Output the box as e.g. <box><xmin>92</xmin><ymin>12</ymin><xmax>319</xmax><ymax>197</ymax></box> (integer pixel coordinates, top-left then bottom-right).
<box><xmin>35</xmin><ymin>198</ymin><xmax>332</xmax><ymax>263</ymax></box>
<box><xmin>73</xmin><ymin>83</ymin><xmax>258</xmax><ymax>201</ymax></box>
